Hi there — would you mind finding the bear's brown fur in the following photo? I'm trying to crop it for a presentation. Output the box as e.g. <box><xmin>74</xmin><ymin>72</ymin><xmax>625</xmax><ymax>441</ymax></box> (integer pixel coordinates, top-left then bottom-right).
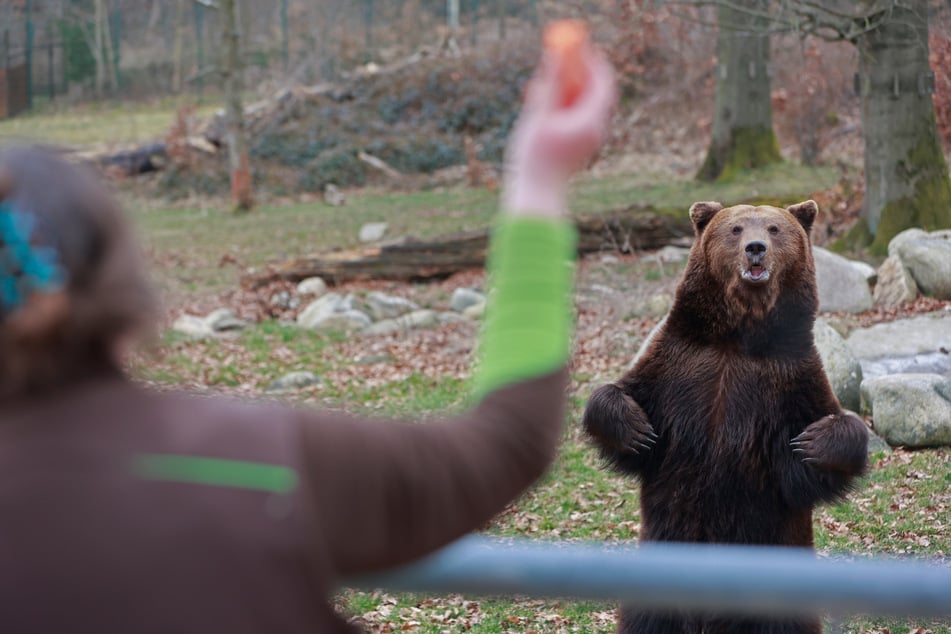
<box><xmin>582</xmin><ymin>201</ymin><xmax>869</xmax><ymax>634</ymax></box>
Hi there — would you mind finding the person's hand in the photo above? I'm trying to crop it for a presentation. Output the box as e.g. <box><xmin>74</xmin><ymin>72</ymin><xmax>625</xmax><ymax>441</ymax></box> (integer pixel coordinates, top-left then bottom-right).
<box><xmin>502</xmin><ymin>46</ymin><xmax>616</xmax><ymax>218</ymax></box>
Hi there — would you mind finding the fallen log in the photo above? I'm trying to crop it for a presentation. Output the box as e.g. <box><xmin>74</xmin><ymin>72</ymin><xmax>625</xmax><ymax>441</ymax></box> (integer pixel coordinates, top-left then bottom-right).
<box><xmin>77</xmin><ymin>142</ymin><xmax>168</xmax><ymax>177</ymax></box>
<box><xmin>245</xmin><ymin>205</ymin><xmax>693</xmax><ymax>288</ymax></box>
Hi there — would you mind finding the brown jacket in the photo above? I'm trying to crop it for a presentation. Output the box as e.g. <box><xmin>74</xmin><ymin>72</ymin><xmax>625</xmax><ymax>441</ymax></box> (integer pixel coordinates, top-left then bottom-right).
<box><xmin>0</xmin><ymin>369</ymin><xmax>565</xmax><ymax>632</ymax></box>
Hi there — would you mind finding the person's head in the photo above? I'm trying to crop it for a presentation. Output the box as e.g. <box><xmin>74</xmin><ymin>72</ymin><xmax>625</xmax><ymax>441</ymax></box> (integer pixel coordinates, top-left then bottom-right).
<box><xmin>0</xmin><ymin>146</ymin><xmax>156</xmax><ymax>400</ymax></box>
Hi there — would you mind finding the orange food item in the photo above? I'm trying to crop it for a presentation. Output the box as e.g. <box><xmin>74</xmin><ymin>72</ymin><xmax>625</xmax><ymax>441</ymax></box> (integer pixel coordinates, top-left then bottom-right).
<box><xmin>543</xmin><ymin>20</ymin><xmax>590</xmax><ymax>107</ymax></box>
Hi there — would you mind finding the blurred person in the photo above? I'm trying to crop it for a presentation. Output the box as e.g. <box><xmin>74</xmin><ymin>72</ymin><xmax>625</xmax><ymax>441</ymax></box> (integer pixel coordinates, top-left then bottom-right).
<box><xmin>0</xmin><ymin>47</ymin><xmax>615</xmax><ymax>632</ymax></box>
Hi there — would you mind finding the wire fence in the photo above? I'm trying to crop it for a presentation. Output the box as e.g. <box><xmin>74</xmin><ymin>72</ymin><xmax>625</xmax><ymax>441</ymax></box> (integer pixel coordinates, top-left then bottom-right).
<box><xmin>0</xmin><ymin>0</ymin><xmax>558</xmax><ymax>116</ymax></box>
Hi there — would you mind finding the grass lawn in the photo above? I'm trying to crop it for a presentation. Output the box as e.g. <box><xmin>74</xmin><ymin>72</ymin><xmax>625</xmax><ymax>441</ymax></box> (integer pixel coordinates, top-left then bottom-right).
<box><xmin>0</xmin><ymin>98</ymin><xmax>219</xmax><ymax>148</ymax></box>
<box><xmin>123</xmin><ymin>161</ymin><xmax>950</xmax><ymax>633</ymax></box>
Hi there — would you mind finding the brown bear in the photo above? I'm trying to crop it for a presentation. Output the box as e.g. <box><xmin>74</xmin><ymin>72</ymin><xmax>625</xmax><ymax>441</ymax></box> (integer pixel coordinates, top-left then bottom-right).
<box><xmin>582</xmin><ymin>200</ymin><xmax>869</xmax><ymax>634</ymax></box>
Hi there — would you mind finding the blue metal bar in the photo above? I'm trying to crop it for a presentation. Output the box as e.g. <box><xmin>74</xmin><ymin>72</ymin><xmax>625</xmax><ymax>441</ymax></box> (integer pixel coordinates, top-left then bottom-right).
<box><xmin>345</xmin><ymin>536</ymin><xmax>951</xmax><ymax>619</ymax></box>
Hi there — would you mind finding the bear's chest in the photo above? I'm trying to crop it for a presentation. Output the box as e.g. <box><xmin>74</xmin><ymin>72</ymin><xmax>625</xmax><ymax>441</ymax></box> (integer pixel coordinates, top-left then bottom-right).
<box><xmin>637</xmin><ymin>347</ymin><xmax>806</xmax><ymax>467</ymax></box>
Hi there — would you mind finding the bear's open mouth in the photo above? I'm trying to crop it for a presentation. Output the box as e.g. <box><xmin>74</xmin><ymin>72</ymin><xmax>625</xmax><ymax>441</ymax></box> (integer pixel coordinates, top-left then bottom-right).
<box><xmin>742</xmin><ymin>265</ymin><xmax>770</xmax><ymax>283</ymax></box>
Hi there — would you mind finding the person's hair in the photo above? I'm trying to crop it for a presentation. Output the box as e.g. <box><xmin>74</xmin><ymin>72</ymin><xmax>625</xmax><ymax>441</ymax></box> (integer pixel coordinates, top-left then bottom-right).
<box><xmin>0</xmin><ymin>146</ymin><xmax>157</xmax><ymax>400</ymax></box>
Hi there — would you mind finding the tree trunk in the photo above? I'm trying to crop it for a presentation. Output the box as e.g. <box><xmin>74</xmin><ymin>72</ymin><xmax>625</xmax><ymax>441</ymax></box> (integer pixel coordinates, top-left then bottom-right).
<box><xmin>843</xmin><ymin>0</ymin><xmax>951</xmax><ymax>254</ymax></box>
<box><xmin>220</xmin><ymin>0</ymin><xmax>254</xmax><ymax>211</ymax></box>
<box><xmin>172</xmin><ymin>0</ymin><xmax>186</xmax><ymax>93</ymax></box>
<box><xmin>94</xmin><ymin>0</ymin><xmax>105</xmax><ymax>97</ymax></box>
<box><xmin>101</xmin><ymin>2</ymin><xmax>118</xmax><ymax>96</ymax></box>
<box><xmin>697</xmin><ymin>0</ymin><xmax>781</xmax><ymax>181</ymax></box>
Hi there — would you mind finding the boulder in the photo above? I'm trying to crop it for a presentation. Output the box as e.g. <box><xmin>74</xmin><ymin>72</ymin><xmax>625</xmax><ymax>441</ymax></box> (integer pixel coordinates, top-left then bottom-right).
<box><xmin>365</xmin><ymin>291</ymin><xmax>419</xmax><ymax>321</ymax></box>
<box><xmin>296</xmin><ymin>292</ymin><xmax>345</xmax><ymax>329</ymax></box>
<box><xmin>887</xmin><ymin>228</ymin><xmax>929</xmax><ymax>258</ymax></box>
<box><xmin>358</xmin><ymin>222</ymin><xmax>388</xmax><ymax>243</ymax></box>
<box><xmin>861</xmin><ymin>374</ymin><xmax>951</xmax><ymax>448</ymax></box>
<box><xmin>894</xmin><ymin>231</ymin><xmax>951</xmax><ymax>299</ymax></box>
<box><xmin>310</xmin><ymin>310</ymin><xmax>373</xmax><ymax>333</ymax></box>
<box><xmin>296</xmin><ymin>276</ymin><xmax>328</xmax><ymax>297</ymax></box>
<box><xmin>172</xmin><ymin>314</ymin><xmax>214</xmax><ymax>339</ymax></box>
<box><xmin>872</xmin><ymin>255</ymin><xmax>918</xmax><ymax>308</ymax></box>
<box><xmin>266</xmin><ymin>371</ymin><xmax>322</xmax><ymax>392</ymax></box>
<box><xmin>849</xmin><ymin>260</ymin><xmax>877</xmax><ymax>285</ymax></box>
<box><xmin>814</xmin><ymin>318</ymin><xmax>863</xmax><ymax>412</ymax></box>
<box><xmin>437</xmin><ymin>311</ymin><xmax>469</xmax><ymax>324</ymax></box>
<box><xmin>362</xmin><ymin>309</ymin><xmax>438</xmax><ymax>335</ymax></box>
<box><xmin>205</xmin><ymin>308</ymin><xmax>246</xmax><ymax>332</ymax></box>
<box><xmin>845</xmin><ymin>313</ymin><xmax>951</xmax><ymax>380</ymax></box>
<box><xmin>450</xmin><ymin>287</ymin><xmax>486</xmax><ymax>313</ymax></box>
<box><xmin>172</xmin><ymin>309</ymin><xmax>246</xmax><ymax>338</ymax></box>
<box><xmin>323</xmin><ymin>183</ymin><xmax>346</xmax><ymax>206</ymax></box>
<box><xmin>812</xmin><ymin>247</ymin><xmax>873</xmax><ymax>313</ymax></box>
<box><xmin>463</xmin><ymin>300</ymin><xmax>486</xmax><ymax>320</ymax></box>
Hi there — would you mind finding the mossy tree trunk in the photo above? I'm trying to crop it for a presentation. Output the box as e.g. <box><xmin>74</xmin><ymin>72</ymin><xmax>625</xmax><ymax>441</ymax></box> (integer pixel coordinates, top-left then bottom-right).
<box><xmin>221</xmin><ymin>0</ymin><xmax>254</xmax><ymax>212</ymax></box>
<box><xmin>844</xmin><ymin>0</ymin><xmax>951</xmax><ymax>254</ymax></box>
<box><xmin>697</xmin><ymin>0</ymin><xmax>782</xmax><ymax>182</ymax></box>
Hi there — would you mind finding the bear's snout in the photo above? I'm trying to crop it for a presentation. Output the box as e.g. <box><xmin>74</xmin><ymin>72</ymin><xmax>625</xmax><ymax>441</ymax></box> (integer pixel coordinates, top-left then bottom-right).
<box><xmin>741</xmin><ymin>239</ymin><xmax>771</xmax><ymax>283</ymax></box>
<box><xmin>745</xmin><ymin>240</ymin><xmax>767</xmax><ymax>264</ymax></box>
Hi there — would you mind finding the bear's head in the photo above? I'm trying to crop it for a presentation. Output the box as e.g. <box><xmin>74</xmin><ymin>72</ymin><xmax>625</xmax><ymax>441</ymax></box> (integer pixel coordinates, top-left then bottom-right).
<box><xmin>678</xmin><ymin>200</ymin><xmax>819</xmax><ymax>330</ymax></box>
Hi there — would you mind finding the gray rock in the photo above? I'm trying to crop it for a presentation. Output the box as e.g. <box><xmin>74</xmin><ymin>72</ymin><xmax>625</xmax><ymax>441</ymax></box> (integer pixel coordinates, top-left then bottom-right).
<box><xmin>296</xmin><ymin>277</ymin><xmax>328</xmax><ymax>297</ymax></box>
<box><xmin>849</xmin><ymin>260</ymin><xmax>877</xmax><ymax>285</ymax></box>
<box><xmin>266</xmin><ymin>371</ymin><xmax>322</xmax><ymax>392</ymax></box>
<box><xmin>872</xmin><ymin>255</ymin><xmax>919</xmax><ymax>308</ymax></box>
<box><xmin>311</xmin><ymin>310</ymin><xmax>373</xmax><ymax>333</ymax></box>
<box><xmin>813</xmin><ymin>247</ymin><xmax>873</xmax><ymax>313</ymax></box>
<box><xmin>655</xmin><ymin>245</ymin><xmax>692</xmax><ymax>264</ymax></box>
<box><xmin>887</xmin><ymin>228</ymin><xmax>929</xmax><ymax>258</ymax></box>
<box><xmin>358</xmin><ymin>222</ymin><xmax>388</xmax><ymax>243</ymax></box>
<box><xmin>600</xmin><ymin>254</ymin><xmax>620</xmax><ymax>265</ymax></box>
<box><xmin>846</xmin><ymin>313</ymin><xmax>951</xmax><ymax>379</ymax></box>
<box><xmin>895</xmin><ymin>232</ymin><xmax>951</xmax><ymax>299</ymax></box>
<box><xmin>205</xmin><ymin>308</ymin><xmax>246</xmax><ymax>332</ymax></box>
<box><xmin>450</xmin><ymin>287</ymin><xmax>486</xmax><ymax>313</ymax></box>
<box><xmin>323</xmin><ymin>183</ymin><xmax>346</xmax><ymax>206</ymax></box>
<box><xmin>463</xmin><ymin>300</ymin><xmax>486</xmax><ymax>320</ymax></box>
<box><xmin>172</xmin><ymin>314</ymin><xmax>214</xmax><ymax>338</ymax></box>
<box><xmin>861</xmin><ymin>374</ymin><xmax>951</xmax><ymax>447</ymax></box>
<box><xmin>362</xmin><ymin>309</ymin><xmax>438</xmax><ymax>335</ymax></box>
<box><xmin>173</xmin><ymin>309</ymin><xmax>247</xmax><ymax>338</ymax></box>
<box><xmin>296</xmin><ymin>292</ymin><xmax>345</xmax><ymax>329</ymax></box>
<box><xmin>814</xmin><ymin>318</ymin><xmax>863</xmax><ymax>412</ymax></box>
<box><xmin>865</xmin><ymin>428</ymin><xmax>893</xmax><ymax>455</ymax></box>
<box><xmin>437</xmin><ymin>311</ymin><xmax>468</xmax><ymax>324</ymax></box>
<box><xmin>365</xmin><ymin>291</ymin><xmax>419</xmax><ymax>321</ymax></box>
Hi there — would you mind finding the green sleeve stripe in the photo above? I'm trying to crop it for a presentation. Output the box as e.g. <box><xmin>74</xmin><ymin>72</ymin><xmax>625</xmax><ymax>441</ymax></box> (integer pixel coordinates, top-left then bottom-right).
<box><xmin>472</xmin><ymin>216</ymin><xmax>577</xmax><ymax>399</ymax></box>
<box><xmin>133</xmin><ymin>454</ymin><xmax>298</xmax><ymax>495</ymax></box>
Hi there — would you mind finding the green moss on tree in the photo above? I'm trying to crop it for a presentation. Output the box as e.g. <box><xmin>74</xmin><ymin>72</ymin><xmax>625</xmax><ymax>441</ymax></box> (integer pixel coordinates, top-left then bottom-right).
<box><xmin>831</xmin><ymin>219</ymin><xmax>873</xmax><ymax>254</ymax></box>
<box><xmin>697</xmin><ymin>126</ymin><xmax>782</xmax><ymax>182</ymax></box>
<box><xmin>869</xmin><ymin>133</ymin><xmax>951</xmax><ymax>255</ymax></box>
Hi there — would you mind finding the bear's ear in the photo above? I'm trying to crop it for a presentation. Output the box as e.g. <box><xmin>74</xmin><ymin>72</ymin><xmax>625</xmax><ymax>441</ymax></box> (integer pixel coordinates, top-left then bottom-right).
<box><xmin>688</xmin><ymin>201</ymin><xmax>723</xmax><ymax>237</ymax></box>
<box><xmin>786</xmin><ymin>200</ymin><xmax>818</xmax><ymax>234</ymax></box>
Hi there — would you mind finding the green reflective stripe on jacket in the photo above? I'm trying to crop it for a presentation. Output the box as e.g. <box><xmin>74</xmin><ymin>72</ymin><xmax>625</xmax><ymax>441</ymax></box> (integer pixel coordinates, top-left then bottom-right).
<box><xmin>134</xmin><ymin>454</ymin><xmax>298</xmax><ymax>495</ymax></box>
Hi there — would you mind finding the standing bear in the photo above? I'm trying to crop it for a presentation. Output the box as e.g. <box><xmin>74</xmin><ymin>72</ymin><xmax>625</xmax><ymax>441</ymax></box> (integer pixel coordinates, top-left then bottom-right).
<box><xmin>582</xmin><ymin>200</ymin><xmax>869</xmax><ymax>634</ymax></box>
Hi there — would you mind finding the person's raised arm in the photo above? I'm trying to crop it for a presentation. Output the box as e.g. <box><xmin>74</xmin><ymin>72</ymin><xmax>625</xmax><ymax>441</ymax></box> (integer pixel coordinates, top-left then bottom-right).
<box><xmin>299</xmin><ymin>30</ymin><xmax>616</xmax><ymax>576</ymax></box>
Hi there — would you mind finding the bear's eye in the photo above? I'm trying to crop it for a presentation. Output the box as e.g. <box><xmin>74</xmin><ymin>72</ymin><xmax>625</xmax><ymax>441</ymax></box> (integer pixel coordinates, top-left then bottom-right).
<box><xmin>768</xmin><ymin>225</ymin><xmax>779</xmax><ymax>235</ymax></box>
<box><xmin>731</xmin><ymin>226</ymin><xmax>742</xmax><ymax>235</ymax></box>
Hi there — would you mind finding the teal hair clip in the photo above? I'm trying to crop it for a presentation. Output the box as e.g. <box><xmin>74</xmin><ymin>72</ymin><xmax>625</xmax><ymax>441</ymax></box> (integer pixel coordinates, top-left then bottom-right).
<box><xmin>0</xmin><ymin>200</ymin><xmax>66</xmax><ymax>314</ymax></box>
